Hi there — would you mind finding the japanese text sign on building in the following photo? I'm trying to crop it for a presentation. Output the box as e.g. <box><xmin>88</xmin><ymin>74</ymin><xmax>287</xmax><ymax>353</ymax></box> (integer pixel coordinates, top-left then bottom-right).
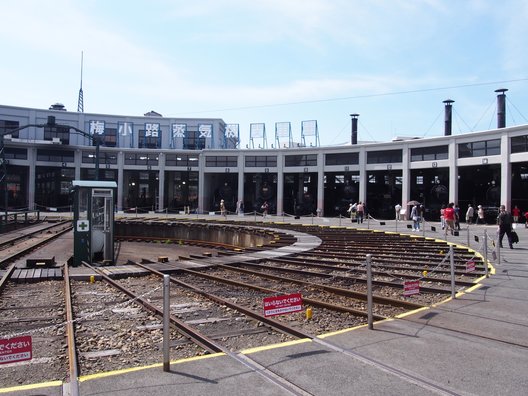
<box><xmin>89</xmin><ymin>120</ymin><xmax>105</xmax><ymax>135</ymax></box>
<box><xmin>403</xmin><ymin>280</ymin><xmax>420</xmax><ymax>296</ymax></box>
<box><xmin>118</xmin><ymin>122</ymin><xmax>133</xmax><ymax>136</ymax></box>
<box><xmin>225</xmin><ymin>124</ymin><xmax>239</xmax><ymax>138</ymax></box>
<box><xmin>145</xmin><ymin>123</ymin><xmax>160</xmax><ymax>137</ymax></box>
<box><xmin>263</xmin><ymin>293</ymin><xmax>303</xmax><ymax>317</ymax></box>
<box><xmin>0</xmin><ymin>336</ymin><xmax>32</xmax><ymax>365</ymax></box>
<box><xmin>198</xmin><ymin>124</ymin><xmax>212</xmax><ymax>138</ymax></box>
<box><xmin>172</xmin><ymin>123</ymin><xmax>186</xmax><ymax>138</ymax></box>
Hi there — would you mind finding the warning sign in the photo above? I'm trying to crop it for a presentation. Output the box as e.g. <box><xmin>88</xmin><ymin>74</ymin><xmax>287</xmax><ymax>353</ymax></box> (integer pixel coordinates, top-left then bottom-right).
<box><xmin>466</xmin><ymin>260</ymin><xmax>476</xmax><ymax>273</ymax></box>
<box><xmin>0</xmin><ymin>335</ymin><xmax>32</xmax><ymax>365</ymax></box>
<box><xmin>403</xmin><ymin>280</ymin><xmax>420</xmax><ymax>296</ymax></box>
<box><xmin>263</xmin><ymin>293</ymin><xmax>303</xmax><ymax>317</ymax></box>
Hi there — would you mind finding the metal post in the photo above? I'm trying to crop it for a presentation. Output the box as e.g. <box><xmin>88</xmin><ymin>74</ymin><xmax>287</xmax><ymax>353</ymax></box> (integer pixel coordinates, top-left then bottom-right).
<box><xmin>95</xmin><ymin>138</ymin><xmax>100</xmax><ymax>181</ymax></box>
<box><xmin>366</xmin><ymin>254</ymin><xmax>373</xmax><ymax>330</ymax></box>
<box><xmin>466</xmin><ymin>224</ymin><xmax>470</xmax><ymax>247</ymax></box>
<box><xmin>484</xmin><ymin>232</ymin><xmax>489</xmax><ymax>277</ymax></box>
<box><xmin>496</xmin><ymin>228</ymin><xmax>501</xmax><ymax>266</ymax></box>
<box><xmin>449</xmin><ymin>245</ymin><xmax>456</xmax><ymax>299</ymax></box>
<box><xmin>395</xmin><ymin>217</ymin><xmax>398</xmax><ymax>232</ymax></box>
<box><xmin>163</xmin><ymin>274</ymin><xmax>170</xmax><ymax>372</ymax></box>
<box><xmin>339</xmin><ymin>214</ymin><xmax>342</xmax><ymax>227</ymax></box>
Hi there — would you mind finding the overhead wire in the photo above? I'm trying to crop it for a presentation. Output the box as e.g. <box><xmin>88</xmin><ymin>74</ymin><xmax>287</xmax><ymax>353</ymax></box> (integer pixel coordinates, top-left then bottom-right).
<box><xmin>167</xmin><ymin>77</ymin><xmax>528</xmax><ymax>116</ymax></box>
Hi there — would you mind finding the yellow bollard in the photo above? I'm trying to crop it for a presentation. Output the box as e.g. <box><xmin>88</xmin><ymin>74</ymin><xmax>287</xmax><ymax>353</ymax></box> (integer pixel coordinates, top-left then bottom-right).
<box><xmin>89</xmin><ymin>275</ymin><xmax>95</xmax><ymax>283</ymax></box>
<box><xmin>422</xmin><ymin>270</ymin><xmax>428</xmax><ymax>277</ymax></box>
<box><xmin>306</xmin><ymin>307</ymin><xmax>313</xmax><ymax>320</ymax></box>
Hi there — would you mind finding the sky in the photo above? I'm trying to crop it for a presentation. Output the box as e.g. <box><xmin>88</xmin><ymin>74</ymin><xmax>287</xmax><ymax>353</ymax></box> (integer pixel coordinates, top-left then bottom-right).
<box><xmin>2</xmin><ymin>0</ymin><xmax>528</xmax><ymax>147</ymax></box>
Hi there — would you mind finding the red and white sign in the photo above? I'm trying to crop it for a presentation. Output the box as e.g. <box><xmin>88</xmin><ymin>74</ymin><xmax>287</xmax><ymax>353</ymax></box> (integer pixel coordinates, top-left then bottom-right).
<box><xmin>466</xmin><ymin>260</ymin><xmax>476</xmax><ymax>273</ymax></box>
<box><xmin>403</xmin><ymin>280</ymin><xmax>420</xmax><ymax>296</ymax></box>
<box><xmin>263</xmin><ymin>293</ymin><xmax>303</xmax><ymax>317</ymax></box>
<box><xmin>0</xmin><ymin>335</ymin><xmax>32</xmax><ymax>365</ymax></box>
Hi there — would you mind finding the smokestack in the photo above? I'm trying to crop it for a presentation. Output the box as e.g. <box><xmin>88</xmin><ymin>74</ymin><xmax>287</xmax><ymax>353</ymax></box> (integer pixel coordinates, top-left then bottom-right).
<box><xmin>350</xmin><ymin>113</ymin><xmax>359</xmax><ymax>145</ymax></box>
<box><xmin>443</xmin><ymin>99</ymin><xmax>454</xmax><ymax>136</ymax></box>
<box><xmin>495</xmin><ymin>88</ymin><xmax>508</xmax><ymax>128</ymax></box>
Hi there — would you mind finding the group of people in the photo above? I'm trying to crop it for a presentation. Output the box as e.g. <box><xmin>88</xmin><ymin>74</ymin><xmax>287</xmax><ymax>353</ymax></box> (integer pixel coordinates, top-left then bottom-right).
<box><xmin>464</xmin><ymin>204</ymin><xmax>486</xmax><ymax>225</ymax></box>
<box><xmin>347</xmin><ymin>202</ymin><xmax>366</xmax><ymax>223</ymax></box>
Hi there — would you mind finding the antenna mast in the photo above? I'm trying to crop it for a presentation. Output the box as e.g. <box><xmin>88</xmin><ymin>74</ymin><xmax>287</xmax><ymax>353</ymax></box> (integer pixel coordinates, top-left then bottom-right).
<box><xmin>77</xmin><ymin>51</ymin><xmax>84</xmax><ymax>112</ymax></box>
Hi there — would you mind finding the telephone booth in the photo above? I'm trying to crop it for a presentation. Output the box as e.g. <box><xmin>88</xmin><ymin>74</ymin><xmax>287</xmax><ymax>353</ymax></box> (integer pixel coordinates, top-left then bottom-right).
<box><xmin>71</xmin><ymin>180</ymin><xmax>117</xmax><ymax>266</ymax></box>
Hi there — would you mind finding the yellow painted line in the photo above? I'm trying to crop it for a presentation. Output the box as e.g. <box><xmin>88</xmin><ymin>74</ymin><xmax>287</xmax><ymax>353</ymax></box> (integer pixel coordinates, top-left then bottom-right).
<box><xmin>79</xmin><ymin>353</ymin><xmax>225</xmax><ymax>382</ymax></box>
<box><xmin>241</xmin><ymin>338</ymin><xmax>312</xmax><ymax>354</ymax></box>
<box><xmin>395</xmin><ymin>306</ymin><xmax>430</xmax><ymax>319</ymax></box>
<box><xmin>317</xmin><ymin>323</ymin><xmax>369</xmax><ymax>338</ymax></box>
<box><xmin>0</xmin><ymin>380</ymin><xmax>62</xmax><ymax>394</ymax></box>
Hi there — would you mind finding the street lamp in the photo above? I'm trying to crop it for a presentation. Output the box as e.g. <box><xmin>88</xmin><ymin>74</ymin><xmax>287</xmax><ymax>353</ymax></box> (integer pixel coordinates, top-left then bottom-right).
<box><xmin>1</xmin><ymin>116</ymin><xmax>100</xmax><ymax>223</ymax></box>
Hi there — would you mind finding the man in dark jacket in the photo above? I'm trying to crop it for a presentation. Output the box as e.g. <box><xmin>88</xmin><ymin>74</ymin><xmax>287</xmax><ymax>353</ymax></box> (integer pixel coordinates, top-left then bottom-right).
<box><xmin>497</xmin><ymin>205</ymin><xmax>514</xmax><ymax>249</ymax></box>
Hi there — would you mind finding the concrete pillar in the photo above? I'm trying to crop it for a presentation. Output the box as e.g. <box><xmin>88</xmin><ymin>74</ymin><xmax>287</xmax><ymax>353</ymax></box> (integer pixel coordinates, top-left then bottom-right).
<box><xmin>276</xmin><ymin>154</ymin><xmax>284</xmax><ymax>215</ymax></box>
<box><xmin>117</xmin><ymin>152</ymin><xmax>124</xmax><ymax>211</ymax></box>
<box><xmin>158</xmin><ymin>153</ymin><xmax>165</xmax><ymax>211</ymax></box>
<box><xmin>448</xmin><ymin>139</ymin><xmax>458</xmax><ymax>204</ymax></box>
<box><xmin>317</xmin><ymin>152</ymin><xmax>324</xmax><ymax>215</ymax></box>
<box><xmin>500</xmin><ymin>134</ymin><xmax>511</xmax><ymax>209</ymax></box>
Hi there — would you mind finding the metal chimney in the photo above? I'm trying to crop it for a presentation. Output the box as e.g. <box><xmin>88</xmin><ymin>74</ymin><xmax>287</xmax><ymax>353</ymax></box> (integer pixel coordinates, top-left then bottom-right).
<box><xmin>443</xmin><ymin>99</ymin><xmax>454</xmax><ymax>136</ymax></box>
<box><xmin>495</xmin><ymin>88</ymin><xmax>508</xmax><ymax>128</ymax></box>
<box><xmin>350</xmin><ymin>114</ymin><xmax>359</xmax><ymax>145</ymax></box>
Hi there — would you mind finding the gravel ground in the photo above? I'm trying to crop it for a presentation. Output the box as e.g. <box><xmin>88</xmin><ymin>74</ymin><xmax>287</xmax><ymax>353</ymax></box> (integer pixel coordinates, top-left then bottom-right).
<box><xmin>0</xmin><ymin>280</ymin><xmax>68</xmax><ymax>388</ymax></box>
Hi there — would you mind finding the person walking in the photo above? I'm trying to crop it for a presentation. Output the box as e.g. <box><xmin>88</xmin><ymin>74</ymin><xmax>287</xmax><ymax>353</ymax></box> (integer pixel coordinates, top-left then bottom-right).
<box><xmin>497</xmin><ymin>205</ymin><xmax>514</xmax><ymax>249</ymax></box>
<box><xmin>454</xmin><ymin>204</ymin><xmax>461</xmax><ymax>230</ymax></box>
<box><xmin>395</xmin><ymin>203</ymin><xmax>402</xmax><ymax>221</ymax></box>
<box><xmin>444</xmin><ymin>202</ymin><xmax>456</xmax><ymax>235</ymax></box>
<box><xmin>347</xmin><ymin>203</ymin><xmax>357</xmax><ymax>222</ymax></box>
<box><xmin>411</xmin><ymin>204</ymin><xmax>421</xmax><ymax>231</ymax></box>
<box><xmin>512</xmin><ymin>205</ymin><xmax>521</xmax><ymax>223</ymax></box>
<box><xmin>356</xmin><ymin>202</ymin><xmax>365</xmax><ymax>224</ymax></box>
<box><xmin>440</xmin><ymin>204</ymin><xmax>446</xmax><ymax>230</ymax></box>
<box><xmin>220</xmin><ymin>199</ymin><xmax>226</xmax><ymax>218</ymax></box>
<box><xmin>476</xmin><ymin>205</ymin><xmax>485</xmax><ymax>224</ymax></box>
<box><xmin>465</xmin><ymin>204</ymin><xmax>474</xmax><ymax>224</ymax></box>
<box><xmin>261</xmin><ymin>201</ymin><xmax>269</xmax><ymax>217</ymax></box>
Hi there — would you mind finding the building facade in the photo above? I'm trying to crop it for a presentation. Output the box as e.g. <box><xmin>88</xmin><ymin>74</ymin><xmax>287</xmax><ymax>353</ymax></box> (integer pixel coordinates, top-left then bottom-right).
<box><xmin>1</xmin><ymin>104</ymin><xmax>527</xmax><ymax>221</ymax></box>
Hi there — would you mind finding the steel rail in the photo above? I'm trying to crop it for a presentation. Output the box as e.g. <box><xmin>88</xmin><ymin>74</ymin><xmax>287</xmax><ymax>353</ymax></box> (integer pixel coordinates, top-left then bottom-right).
<box><xmin>81</xmin><ymin>262</ymin><xmax>223</xmax><ymax>354</ymax></box>
<box><xmin>216</xmin><ymin>263</ymin><xmax>425</xmax><ymax>309</ymax></box>
<box><xmin>0</xmin><ymin>225</ymin><xmax>72</xmax><ymax>268</ymax></box>
<box><xmin>63</xmin><ymin>263</ymin><xmax>80</xmax><ymax>396</ymax></box>
<box><xmin>0</xmin><ymin>263</ymin><xmax>16</xmax><ymax>292</ymax></box>
<box><xmin>217</xmin><ymin>263</ymin><xmax>432</xmax><ymax>307</ymax></box>
<box><xmin>131</xmin><ymin>261</ymin><xmax>316</xmax><ymax>340</ymax></box>
<box><xmin>0</xmin><ymin>221</ymin><xmax>71</xmax><ymax>250</ymax></box>
<box><xmin>226</xmin><ymin>260</ymin><xmax>453</xmax><ymax>294</ymax></box>
<box><xmin>135</xmin><ymin>261</ymin><xmax>386</xmax><ymax>321</ymax></box>
<box><xmin>307</xmin><ymin>249</ymin><xmax>483</xmax><ymax>272</ymax></box>
<box><xmin>273</xmin><ymin>256</ymin><xmax>478</xmax><ymax>287</ymax></box>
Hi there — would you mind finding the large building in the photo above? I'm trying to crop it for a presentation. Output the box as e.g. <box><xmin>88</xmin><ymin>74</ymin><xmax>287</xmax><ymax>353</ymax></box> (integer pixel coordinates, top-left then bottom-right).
<box><xmin>1</xmin><ymin>92</ymin><xmax>527</xmax><ymax>221</ymax></box>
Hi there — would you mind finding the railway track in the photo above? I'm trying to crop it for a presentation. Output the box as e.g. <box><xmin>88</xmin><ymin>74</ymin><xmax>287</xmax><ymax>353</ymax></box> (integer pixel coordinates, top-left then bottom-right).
<box><xmin>0</xmin><ymin>219</ymin><xmax>493</xmax><ymax>392</ymax></box>
<box><xmin>0</xmin><ymin>279</ymin><xmax>68</xmax><ymax>388</ymax></box>
<box><xmin>0</xmin><ymin>221</ymin><xmax>72</xmax><ymax>271</ymax></box>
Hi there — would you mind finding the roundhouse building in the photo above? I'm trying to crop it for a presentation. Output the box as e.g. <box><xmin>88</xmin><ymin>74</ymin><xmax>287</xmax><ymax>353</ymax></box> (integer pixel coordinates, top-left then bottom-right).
<box><xmin>1</xmin><ymin>92</ymin><xmax>527</xmax><ymax>221</ymax></box>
